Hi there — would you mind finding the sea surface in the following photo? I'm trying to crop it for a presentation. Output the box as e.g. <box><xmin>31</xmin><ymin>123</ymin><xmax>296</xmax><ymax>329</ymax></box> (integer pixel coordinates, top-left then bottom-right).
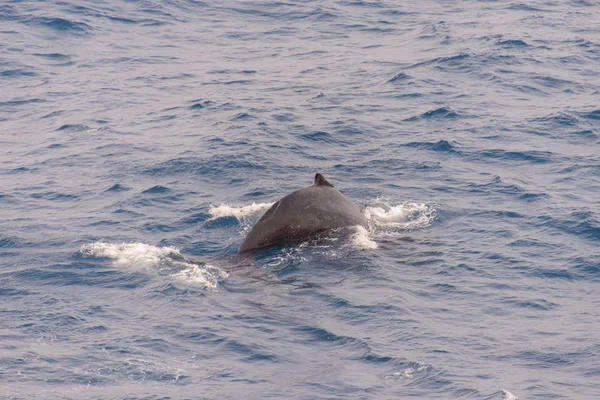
<box><xmin>1</xmin><ymin>0</ymin><xmax>599</xmax><ymax>399</ymax></box>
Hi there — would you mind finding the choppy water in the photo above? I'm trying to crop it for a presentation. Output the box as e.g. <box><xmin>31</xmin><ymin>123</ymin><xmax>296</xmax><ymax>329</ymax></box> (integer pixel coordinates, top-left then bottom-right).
<box><xmin>1</xmin><ymin>0</ymin><xmax>600</xmax><ymax>399</ymax></box>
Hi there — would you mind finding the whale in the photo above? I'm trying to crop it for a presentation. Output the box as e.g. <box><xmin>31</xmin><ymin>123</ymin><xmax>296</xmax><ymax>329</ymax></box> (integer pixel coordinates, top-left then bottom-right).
<box><xmin>237</xmin><ymin>173</ymin><xmax>368</xmax><ymax>253</ymax></box>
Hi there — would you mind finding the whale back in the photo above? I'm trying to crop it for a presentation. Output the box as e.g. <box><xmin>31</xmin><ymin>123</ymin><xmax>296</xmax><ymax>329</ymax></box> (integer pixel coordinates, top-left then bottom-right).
<box><xmin>237</xmin><ymin>173</ymin><xmax>367</xmax><ymax>253</ymax></box>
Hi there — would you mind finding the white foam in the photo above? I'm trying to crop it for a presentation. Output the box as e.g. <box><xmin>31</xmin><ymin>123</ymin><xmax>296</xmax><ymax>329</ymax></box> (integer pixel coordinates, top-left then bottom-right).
<box><xmin>172</xmin><ymin>263</ymin><xmax>229</xmax><ymax>287</ymax></box>
<box><xmin>364</xmin><ymin>200</ymin><xmax>436</xmax><ymax>231</ymax></box>
<box><xmin>351</xmin><ymin>225</ymin><xmax>378</xmax><ymax>250</ymax></box>
<box><xmin>343</xmin><ymin>200</ymin><xmax>436</xmax><ymax>251</ymax></box>
<box><xmin>208</xmin><ymin>202</ymin><xmax>274</xmax><ymax>221</ymax></box>
<box><xmin>385</xmin><ymin>362</ymin><xmax>427</xmax><ymax>379</ymax></box>
<box><xmin>80</xmin><ymin>242</ymin><xmax>227</xmax><ymax>289</ymax></box>
<box><xmin>502</xmin><ymin>390</ymin><xmax>519</xmax><ymax>400</ymax></box>
<box><xmin>81</xmin><ymin>242</ymin><xmax>180</xmax><ymax>267</ymax></box>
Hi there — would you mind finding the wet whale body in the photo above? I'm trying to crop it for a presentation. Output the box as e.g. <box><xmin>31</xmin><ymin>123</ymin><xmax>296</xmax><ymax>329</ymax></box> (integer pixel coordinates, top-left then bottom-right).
<box><xmin>237</xmin><ymin>173</ymin><xmax>368</xmax><ymax>253</ymax></box>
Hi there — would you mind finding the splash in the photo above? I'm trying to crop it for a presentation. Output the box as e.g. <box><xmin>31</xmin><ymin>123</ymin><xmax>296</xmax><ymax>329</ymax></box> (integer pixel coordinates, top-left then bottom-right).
<box><xmin>80</xmin><ymin>242</ymin><xmax>228</xmax><ymax>289</ymax></box>
<box><xmin>351</xmin><ymin>225</ymin><xmax>378</xmax><ymax>250</ymax></box>
<box><xmin>350</xmin><ymin>200</ymin><xmax>435</xmax><ymax>249</ymax></box>
<box><xmin>207</xmin><ymin>202</ymin><xmax>274</xmax><ymax>221</ymax></box>
<box><xmin>502</xmin><ymin>390</ymin><xmax>519</xmax><ymax>400</ymax></box>
<box><xmin>364</xmin><ymin>200</ymin><xmax>436</xmax><ymax>231</ymax></box>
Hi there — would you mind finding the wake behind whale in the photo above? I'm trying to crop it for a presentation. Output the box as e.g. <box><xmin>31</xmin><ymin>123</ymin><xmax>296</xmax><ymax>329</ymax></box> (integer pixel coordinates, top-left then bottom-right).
<box><xmin>80</xmin><ymin>174</ymin><xmax>435</xmax><ymax>288</ymax></box>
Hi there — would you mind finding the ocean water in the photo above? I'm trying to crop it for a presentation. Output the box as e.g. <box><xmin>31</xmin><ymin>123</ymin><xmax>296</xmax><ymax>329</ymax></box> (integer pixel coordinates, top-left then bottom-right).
<box><xmin>1</xmin><ymin>0</ymin><xmax>599</xmax><ymax>398</ymax></box>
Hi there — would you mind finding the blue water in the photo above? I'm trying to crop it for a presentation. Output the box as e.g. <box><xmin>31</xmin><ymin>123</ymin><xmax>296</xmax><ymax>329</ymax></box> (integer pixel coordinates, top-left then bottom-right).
<box><xmin>1</xmin><ymin>0</ymin><xmax>599</xmax><ymax>398</ymax></box>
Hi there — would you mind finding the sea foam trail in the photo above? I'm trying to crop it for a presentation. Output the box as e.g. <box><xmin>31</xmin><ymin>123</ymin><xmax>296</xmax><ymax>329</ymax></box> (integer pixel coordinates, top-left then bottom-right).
<box><xmin>80</xmin><ymin>242</ymin><xmax>228</xmax><ymax>289</ymax></box>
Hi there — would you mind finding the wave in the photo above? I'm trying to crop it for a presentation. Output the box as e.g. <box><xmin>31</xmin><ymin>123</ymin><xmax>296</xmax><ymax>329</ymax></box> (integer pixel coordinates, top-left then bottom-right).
<box><xmin>385</xmin><ymin>362</ymin><xmax>428</xmax><ymax>379</ymax></box>
<box><xmin>404</xmin><ymin>107</ymin><xmax>462</xmax><ymax>121</ymax></box>
<box><xmin>23</xmin><ymin>16</ymin><xmax>91</xmax><ymax>34</ymax></box>
<box><xmin>404</xmin><ymin>140</ymin><xmax>458</xmax><ymax>153</ymax></box>
<box><xmin>55</xmin><ymin>124</ymin><xmax>95</xmax><ymax>133</ymax></box>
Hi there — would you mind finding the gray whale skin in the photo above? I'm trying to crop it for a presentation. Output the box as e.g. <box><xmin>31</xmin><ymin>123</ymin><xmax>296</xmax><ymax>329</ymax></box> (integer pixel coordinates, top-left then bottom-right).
<box><xmin>237</xmin><ymin>173</ymin><xmax>368</xmax><ymax>253</ymax></box>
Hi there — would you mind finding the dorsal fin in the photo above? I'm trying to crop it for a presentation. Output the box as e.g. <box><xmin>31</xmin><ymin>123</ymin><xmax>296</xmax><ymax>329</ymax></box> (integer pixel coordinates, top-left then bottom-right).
<box><xmin>314</xmin><ymin>173</ymin><xmax>334</xmax><ymax>187</ymax></box>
